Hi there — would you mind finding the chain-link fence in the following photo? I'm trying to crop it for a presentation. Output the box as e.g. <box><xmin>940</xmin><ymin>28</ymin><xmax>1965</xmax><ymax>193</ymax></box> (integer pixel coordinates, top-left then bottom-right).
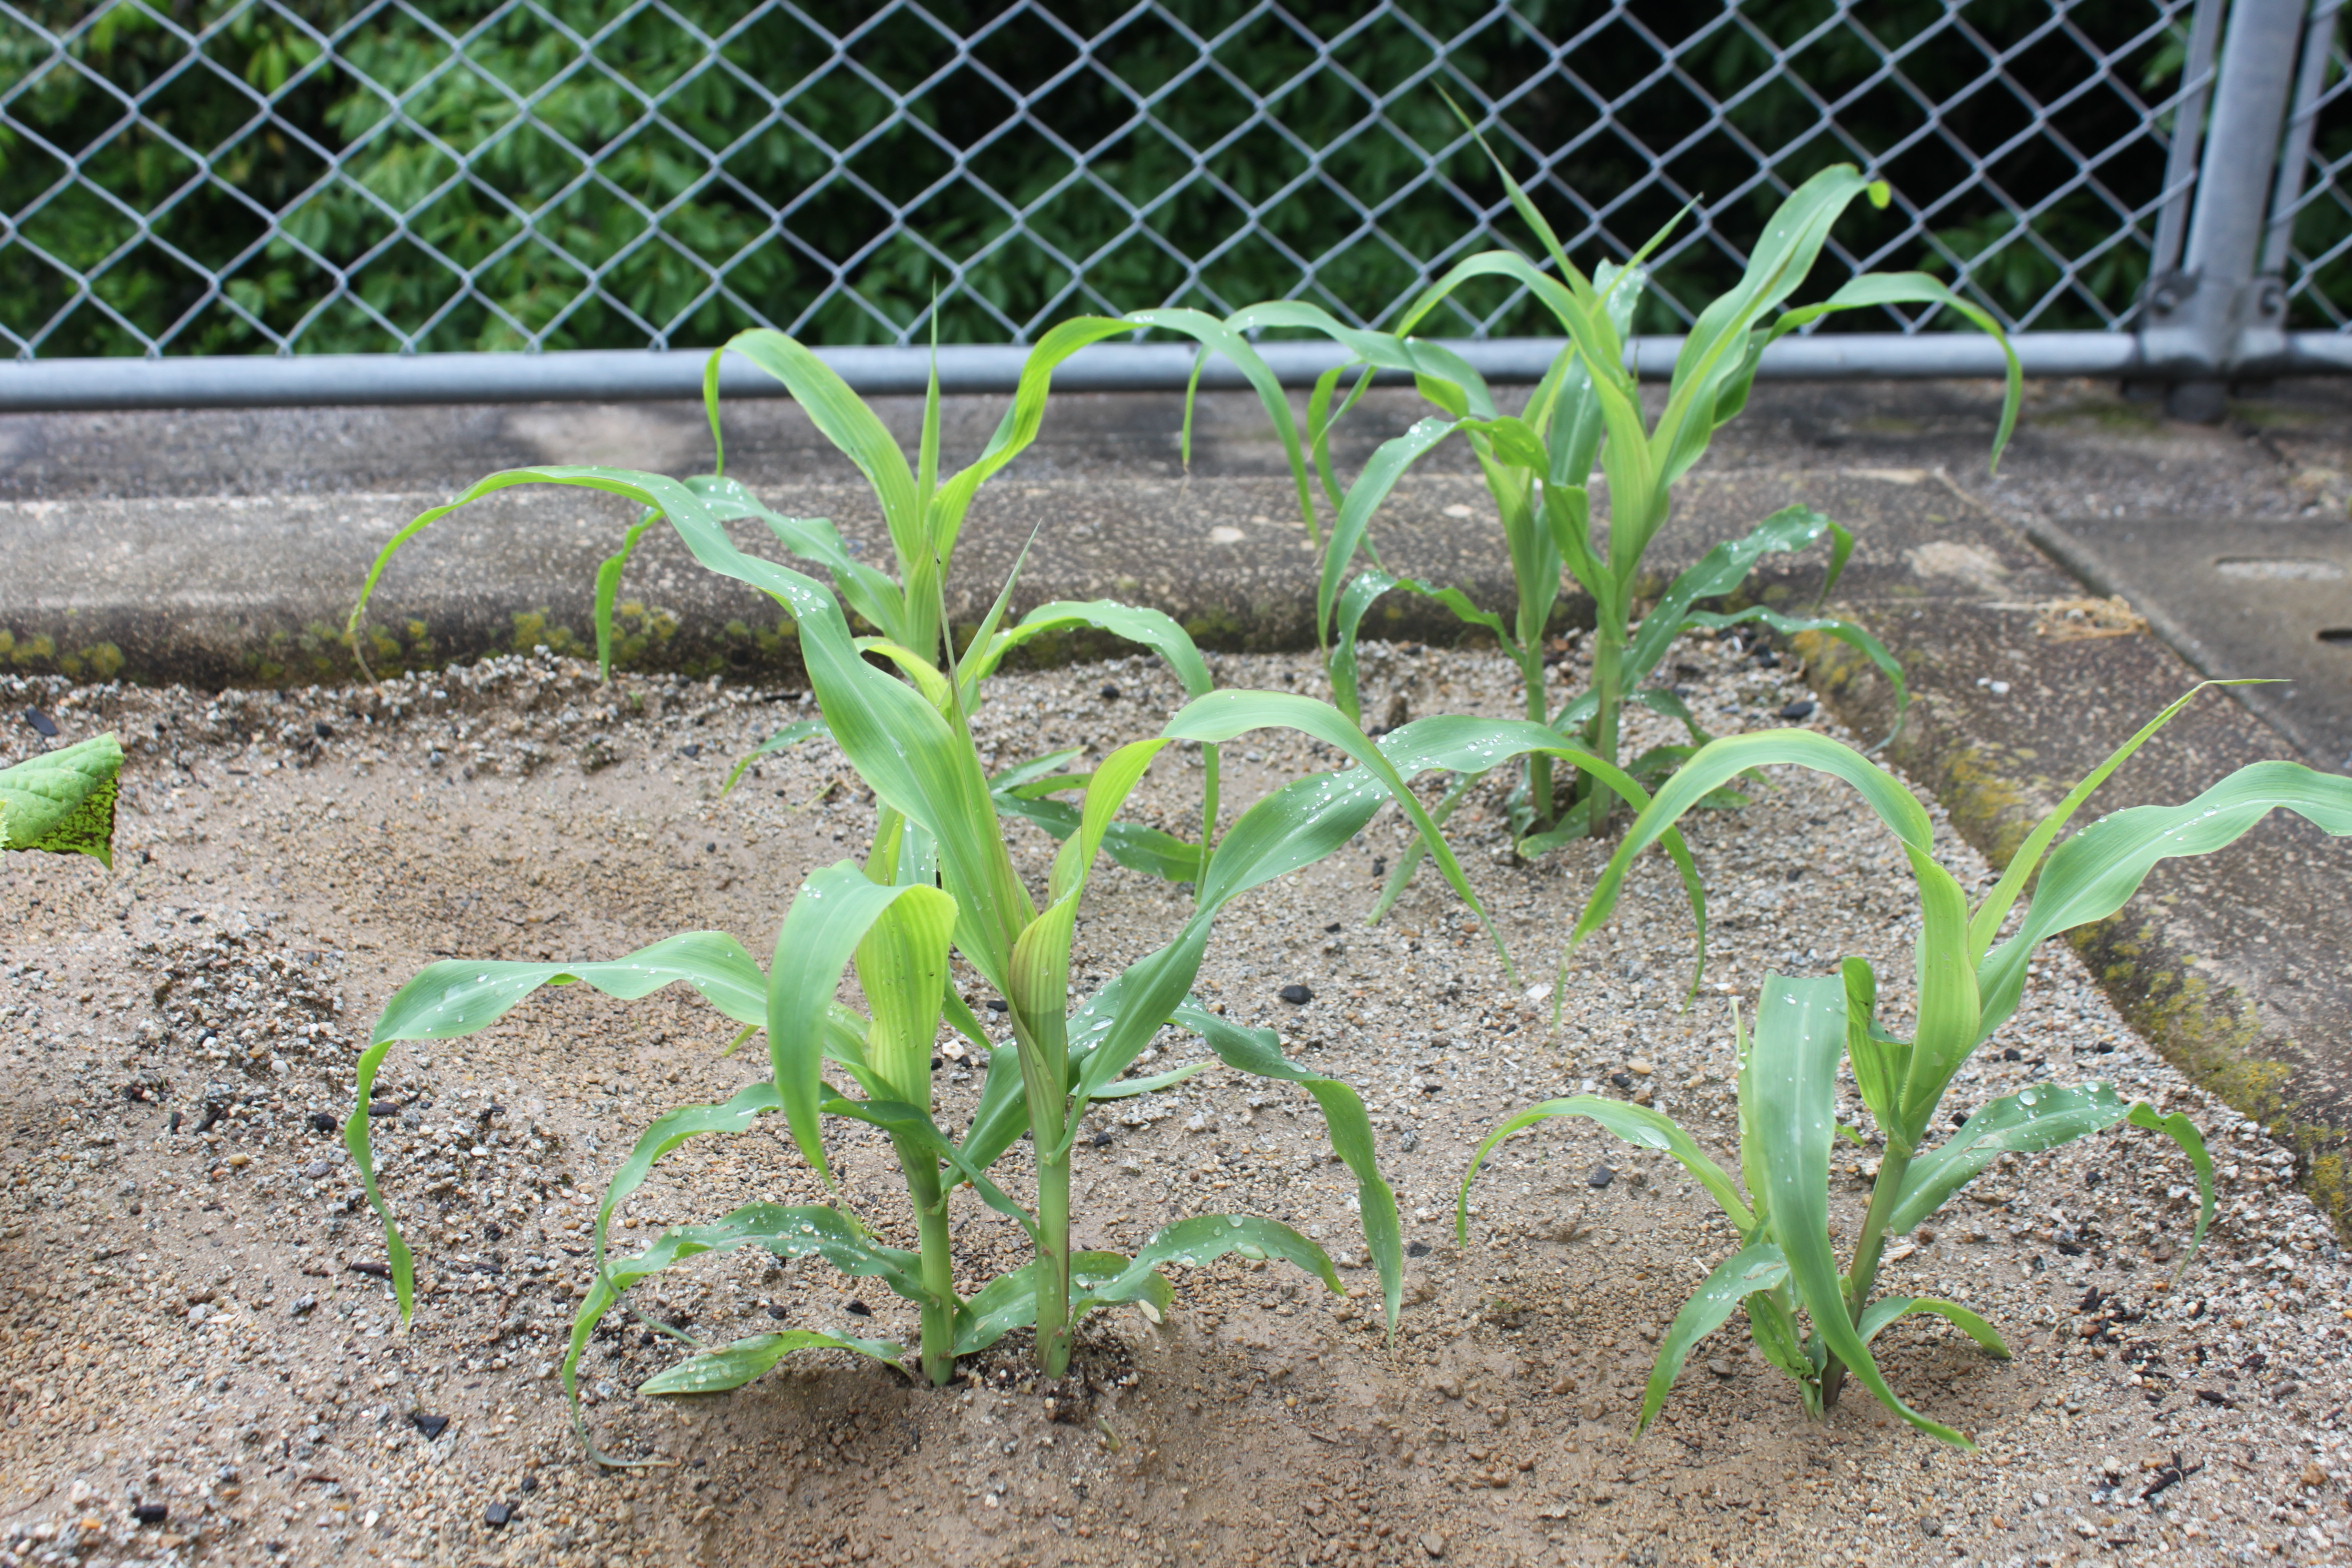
<box><xmin>1</xmin><ymin>0</ymin><xmax>2347</xmax><ymax>403</ymax></box>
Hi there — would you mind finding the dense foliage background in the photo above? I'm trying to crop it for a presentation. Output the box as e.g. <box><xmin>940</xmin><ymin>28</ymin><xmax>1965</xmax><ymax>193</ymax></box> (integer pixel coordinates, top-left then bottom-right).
<box><xmin>1</xmin><ymin>0</ymin><xmax>2309</xmax><ymax>357</ymax></box>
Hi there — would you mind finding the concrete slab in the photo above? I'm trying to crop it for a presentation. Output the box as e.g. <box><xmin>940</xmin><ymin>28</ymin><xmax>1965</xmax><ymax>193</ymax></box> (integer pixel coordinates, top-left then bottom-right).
<box><xmin>2022</xmin><ymin>513</ymin><xmax>2352</xmax><ymax>769</ymax></box>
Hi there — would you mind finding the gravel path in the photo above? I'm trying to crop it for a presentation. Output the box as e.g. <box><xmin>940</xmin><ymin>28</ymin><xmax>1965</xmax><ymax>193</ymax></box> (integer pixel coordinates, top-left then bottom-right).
<box><xmin>0</xmin><ymin>634</ymin><xmax>2346</xmax><ymax>1568</ymax></box>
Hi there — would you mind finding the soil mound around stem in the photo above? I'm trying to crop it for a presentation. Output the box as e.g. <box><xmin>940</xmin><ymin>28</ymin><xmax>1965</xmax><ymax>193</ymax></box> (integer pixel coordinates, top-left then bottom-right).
<box><xmin>0</xmin><ymin>645</ymin><xmax>2344</xmax><ymax>1567</ymax></box>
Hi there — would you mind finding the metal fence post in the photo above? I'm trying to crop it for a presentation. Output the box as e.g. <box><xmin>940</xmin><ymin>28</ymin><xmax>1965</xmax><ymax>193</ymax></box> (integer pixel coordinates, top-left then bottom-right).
<box><xmin>2143</xmin><ymin>0</ymin><xmax>2313</xmax><ymax>418</ymax></box>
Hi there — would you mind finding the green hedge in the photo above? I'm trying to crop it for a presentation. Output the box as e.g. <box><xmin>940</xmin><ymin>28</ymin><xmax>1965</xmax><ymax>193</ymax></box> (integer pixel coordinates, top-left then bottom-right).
<box><xmin>0</xmin><ymin>0</ymin><xmax>2219</xmax><ymax>356</ymax></box>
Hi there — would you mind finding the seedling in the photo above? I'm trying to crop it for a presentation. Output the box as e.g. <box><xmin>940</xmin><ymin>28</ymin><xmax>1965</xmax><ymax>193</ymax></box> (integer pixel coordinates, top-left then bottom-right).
<box><xmin>344</xmin><ymin>337</ymin><xmax>1422</xmax><ymax>1449</ymax></box>
<box><xmin>1174</xmin><ymin>129</ymin><xmax>2021</xmax><ymax>886</ymax></box>
<box><xmin>1461</xmin><ymin>688</ymin><xmax>2352</xmax><ymax>1445</ymax></box>
<box><xmin>1</xmin><ymin>732</ymin><xmax>123</xmax><ymax>865</ymax></box>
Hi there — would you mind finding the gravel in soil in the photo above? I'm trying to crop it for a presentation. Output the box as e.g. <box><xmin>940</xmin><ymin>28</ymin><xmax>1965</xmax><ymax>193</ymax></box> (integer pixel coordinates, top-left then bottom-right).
<box><xmin>1</xmin><ymin>634</ymin><xmax>2348</xmax><ymax>1568</ymax></box>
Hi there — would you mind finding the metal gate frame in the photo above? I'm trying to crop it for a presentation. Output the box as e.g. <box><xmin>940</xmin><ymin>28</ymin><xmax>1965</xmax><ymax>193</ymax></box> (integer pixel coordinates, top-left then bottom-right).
<box><xmin>2</xmin><ymin>0</ymin><xmax>2347</xmax><ymax>411</ymax></box>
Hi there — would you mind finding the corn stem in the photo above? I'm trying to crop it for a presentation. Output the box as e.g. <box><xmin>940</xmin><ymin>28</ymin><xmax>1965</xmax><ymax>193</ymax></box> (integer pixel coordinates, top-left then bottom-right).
<box><xmin>1819</xmin><ymin>1137</ymin><xmax>1918</xmax><ymax>1409</ymax></box>
<box><xmin>892</xmin><ymin>1135</ymin><xmax>960</xmax><ymax>1386</ymax></box>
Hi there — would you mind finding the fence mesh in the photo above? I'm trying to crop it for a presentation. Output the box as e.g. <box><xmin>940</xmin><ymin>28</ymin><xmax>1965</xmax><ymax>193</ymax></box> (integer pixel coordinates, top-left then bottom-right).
<box><xmin>0</xmin><ymin>0</ymin><xmax>2260</xmax><ymax>359</ymax></box>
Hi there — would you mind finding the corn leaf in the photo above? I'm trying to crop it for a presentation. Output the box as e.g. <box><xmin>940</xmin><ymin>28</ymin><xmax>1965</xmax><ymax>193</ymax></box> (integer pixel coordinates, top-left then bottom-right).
<box><xmin>1070</xmin><ymin>1214</ymin><xmax>1341</xmax><ymax>1322</ymax></box>
<box><xmin>1573</xmin><ymin>730</ymin><xmax>1934</xmax><ymax>956</ymax></box>
<box><xmin>1622</xmin><ymin>506</ymin><xmax>1844</xmax><ymax>680</ymax></box>
<box><xmin>640</xmin><ymin>1328</ymin><xmax>913</xmax><ymax>1395</ymax></box>
<box><xmin>1858</xmin><ymin>1296</ymin><xmax>2010</xmax><ymax>1357</ymax></box>
<box><xmin>1316</xmin><ymin>417</ymin><xmax>1460</xmax><ymax>650</ymax></box>
<box><xmin>928</xmin><ymin>317</ymin><xmax>1139</xmax><ymax>558</ymax></box>
<box><xmin>1638</xmin><ymin>1241</ymin><xmax>1788</xmax><ymax>1433</ymax></box>
<box><xmin>723</xmin><ymin>716</ymin><xmax>831</xmax><ymax>797</ymax></box>
<box><xmin>1129</xmin><ymin>307</ymin><xmax>1321</xmax><ymax>540</ymax></box>
<box><xmin>768</xmin><ymin>864</ymin><xmax>956</xmax><ymax>1181</ymax></box>
<box><xmin>710</xmin><ymin>333</ymin><xmax>923</xmax><ymax>566</ymax></box>
<box><xmin>1677</xmin><ymin>607</ymin><xmax>1908</xmax><ymax>747</ymax></box>
<box><xmin>0</xmin><ymin>732</ymin><xmax>123</xmax><ymax>866</ymax></box>
<box><xmin>1459</xmin><ymin>1096</ymin><xmax>1753</xmax><ymax>1238</ymax></box>
<box><xmin>1330</xmin><ymin>566</ymin><xmax>1511</xmax><ymax>726</ymax></box>
<box><xmin>1886</xmin><ymin>1083</ymin><xmax>2212</xmax><ymax>1249</ymax></box>
<box><xmin>821</xmin><ymin>1095</ymin><xmax>1042</xmax><ymax>1244</ymax></box>
<box><xmin>1753</xmin><ymin>273</ymin><xmax>2023</xmax><ymax>472</ymax></box>
<box><xmin>967</xmin><ymin>599</ymin><xmax>1215</xmax><ymax>697</ymax></box>
<box><xmin>1977</xmin><ymin>761</ymin><xmax>2352</xmax><ymax>1037</ymax></box>
<box><xmin>592</xmin><ymin>510</ymin><xmax>655</xmax><ymax>678</ymax></box>
<box><xmin>1170</xmin><ymin>1003</ymin><xmax>1402</xmax><ymax>1334</ymax></box>
<box><xmin>1748</xmin><ymin>974</ymin><xmax>1965</xmax><ymax>1446</ymax></box>
<box><xmin>1966</xmin><ymin>681</ymin><xmax>2247</xmax><ymax>963</ymax></box>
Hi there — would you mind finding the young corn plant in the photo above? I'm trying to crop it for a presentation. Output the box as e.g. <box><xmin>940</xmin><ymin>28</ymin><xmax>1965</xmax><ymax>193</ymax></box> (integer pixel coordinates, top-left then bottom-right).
<box><xmin>342</xmin><ymin>346</ymin><xmax>1436</xmax><ymax>1448</ymax></box>
<box><xmin>1177</xmin><ymin>139</ymin><xmax>2022</xmax><ymax>875</ymax></box>
<box><xmin>1</xmin><ymin>732</ymin><xmax>123</xmax><ymax>865</ymax></box>
<box><xmin>356</xmin><ymin>320</ymin><xmax>1229</xmax><ymax>883</ymax></box>
<box><xmin>1461</xmin><ymin>687</ymin><xmax>2352</xmax><ymax>1445</ymax></box>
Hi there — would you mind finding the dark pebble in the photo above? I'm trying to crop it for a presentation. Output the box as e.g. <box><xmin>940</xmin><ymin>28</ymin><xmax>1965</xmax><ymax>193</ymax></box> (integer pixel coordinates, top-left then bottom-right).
<box><xmin>1324</xmin><ymin>923</ymin><xmax>1342</xmax><ymax>934</ymax></box>
<box><xmin>131</xmin><ymin>1503</ymin><xmax>168</xmax><ymax>1526</ymax></box>
<box><xmin>986</xmin><ymin>998</ymin><xmax>1010</xmax><ymax>1013</ymax></box>
<box><xmin>2002</xmin><ymin>1047</ymin><xmax>2022</xmax><ymax>1061</ymax></box>
<box><xmin>519</xmin><ymin>1476</ymin><xmax>539</xmax><ymax>1494</ymax></box>
<box><xmin>705</xmin><ymin>842</ymin><xmax>717</xmax><ymax>853</ymax></box>
<box><xmin>1751</xmin><ymin>649</ymin><xmax>1782</xmax><ymax>669</ymax></box>
<box><xmin>348</xmin><ymin>1260</ymin><xmax>392</xmax><ymax>1279</ymax></box>
<box><xmin>307</xmin><ymin>1111</ymin><xmax>338</xmax><ymax>1133</ymax></box>
<box><xmin>766</xmin><ymin>1303</ymin><xmax>789</xmax><ymax>1320</ymax></box>
<box><xmin>1370</xmin><ymin>857</ymin><xmax>1387</xmax><ymax>878</ymax></box>
<box><xmin>1608</xmin><ymin>1072</ymin><xmax>1634</xmax><ymax>1089</ymax></box>
<box><xmin>1089</xmin><ymin>1129</ymin><xmax>1115</xmax><ymax>1147</ymax></box>
<box><xmin>485</xmin><ymin>1501</ymin><xmax>515</xmax><ymax>1529</ymax></box>
<box><xmin>366</xmin><ymin>1099</ymin><xmax>402</xmax><ymax>1117</ymax></box>
<box><xmin>1099</xmin><ymin>684</ymin><xmax>1121</xmax><ymax>701</ymax></box>
<box><xmin>410</xmin><ymin>1412</ymin><xmax>450</xmax><ymax>1439</ymax></box>
<box><xmin>1405</xmin><ymin>1241</ymin><xmax>1432</xmax><ymax>1258</ymax></box>
<box><xmin>1778</xmin><ymin>700</ymin><xmax>1816</xmax><ymax>721</ymax></box>
<box><xmin>680</xmin><ymin>743</ymin><xmax>702</xmax><ymax>759</ymax></box>
<box><xmin>1587</xmin><ymin>1165</ymin><xmax>1616</xmax><ymax>1189</ymax></box>
<box><xmin>845</xmin><ymin>1300</ymin><xmax>872</xmax><ymax>1317</ymax></box>
<box><xmin>1278</xmin><ymin>984</ymin><xmax>1314</xmax><ymax>1005</ymax></box>
<box><xmin>22</xmin><ymin>707</ymin><xmax>57</xmax><ymax>738</ymax></box>
<box><xmin>313</xmin><ymin>720</ymin><xmax>335</xmax><ymax>740</ymax></box>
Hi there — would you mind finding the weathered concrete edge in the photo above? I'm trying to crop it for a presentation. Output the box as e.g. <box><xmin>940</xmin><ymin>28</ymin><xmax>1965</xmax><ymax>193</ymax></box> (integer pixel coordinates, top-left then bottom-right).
<box><xmin>1803</xmin><ymin>496</ymin><xmax>2352</xmax><ymax>1233</ymax></box>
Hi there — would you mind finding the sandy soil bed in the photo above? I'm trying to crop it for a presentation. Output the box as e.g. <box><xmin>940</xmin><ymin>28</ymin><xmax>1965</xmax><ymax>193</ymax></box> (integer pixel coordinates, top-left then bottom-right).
<box><xmin>0</xmin><ymin>636</ymin><xmax>2347</xmax><ymax>1568</ymax></box>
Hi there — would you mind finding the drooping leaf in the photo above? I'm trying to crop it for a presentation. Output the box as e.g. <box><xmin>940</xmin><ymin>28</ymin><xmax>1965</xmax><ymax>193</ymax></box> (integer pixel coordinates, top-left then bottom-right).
<box><xmin>1977</xmin><ymin>761</ymin><xmax>2352</xmax><ymax>1036</ymax></box>
<box><xmin>1638</xmin><ymin>1241</ymin><xmax>1788</xmax><ymax>1433</ymax></box>
<box><xmin>1171</xmin><ymin>1003</ymin><xmax>1403</xmax><ymax>1334</ymax></box>
<box><xmin>1857</xmin><ymin>1296</ymin><xmax>2010</xmax><ymax>1357</ymax></box>
<box><xmin>1068</xmin><ymin>1213</ymin><xmax>1341</xmax><ymax>1322</ymax></box>
<box><xmin>640</xmin><ymin>1328</ymin><xmax>912</xmax><ymax>1395</ymax></box>
<box><xmin>0</xmin><ymin>733</ymin><xmax>124</xmax><ymax>866</ymax></box>
<box><xmin>1460</xmin><ymin>1096</ymin><xmax>1753</xmax><ymax>1238</ymax></box>
<box><xmin>1887</xmin><ymin>1083</ymin><xmax>2213</xmax><ymax>1252</ymax></box>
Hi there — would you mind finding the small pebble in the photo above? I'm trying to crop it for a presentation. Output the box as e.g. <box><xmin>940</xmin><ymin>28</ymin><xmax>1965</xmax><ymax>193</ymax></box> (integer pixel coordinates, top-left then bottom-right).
<box><xmin>1279</xmin><ymin>984</ymin><xmax>1314</xmax><ymax>1005</ymax></box>
<box><xmin>410</xmin><ymin>1412</ymin><xmax>450</xmax><ymax>1439</ymax></box>
<box><xmin>1587</xmin><ymin>1165</ymin><xmax>1616</xmax><ymax>1189</ymax></box>
<box><xmin>22</xmin><ymin>707</ymin><xmax>57</xmax><ymax>738</ymax></box>
<box><xmin>306</xmin><ymin>1111</ymin><xmax>338</xmax><ymax>1133</ymax></box>
<box><xmin>130</xmin><ymin>1503</ymin><xmax>167</xmax><ymax>1526</ymax></box>
<box><xmin>303</xmin><ymin>1158</ymin><xmax>332</xmax><ymax>1178</ymax></box>
<box><xmin>485</xmin><ymin>1501</ymin><xmax>514</xmax><ymax>1529</ymax></box>
<box><xmin>1421</xmin><ymin>1529</ymin><xmax>1447</xmax><ymax>1559</ymax></box>
<box><xmin>1778</xmin><ymin>700</ymin><xmax>1816</xmax><ymax>720</ymax></box>
<box><xmin>766</xmin><ymin>1303</ymin><xmax>789</xmax><ymax>1320</ymax></box>
<box><xmin>845</xmin><ymin>1300</ymin><xmax>872</xmax><ymax>1317</ymax></box>
<box><xmin>1099</xmin><ymin>684</ymin><xmax>1121</xmax><ymax>701</ymax></box>
<box><xmin>1406</xmin><ymin>1241</ymin><xmax>1431</xmax><ymax>1258</ymax></box>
